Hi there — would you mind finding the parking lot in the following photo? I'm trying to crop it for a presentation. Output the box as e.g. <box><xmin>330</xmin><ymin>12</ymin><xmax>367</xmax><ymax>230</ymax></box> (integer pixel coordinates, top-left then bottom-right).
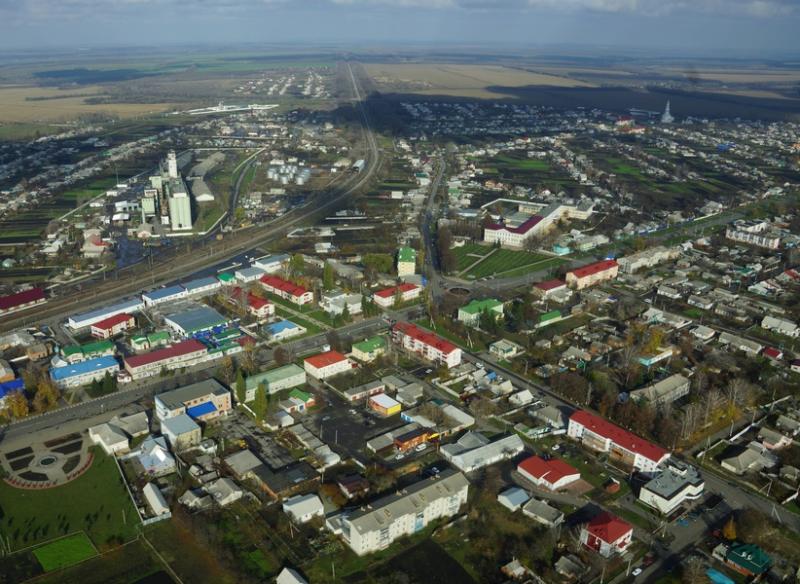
<box><xmin>219</xmin><ymin>410</ymin><xmax>295</xmax><ymax>469</ymax></box>
<box><xmin>303</xmin><ymin>389</ymin><xmax>406</xmax><ymax>465</ymax></box>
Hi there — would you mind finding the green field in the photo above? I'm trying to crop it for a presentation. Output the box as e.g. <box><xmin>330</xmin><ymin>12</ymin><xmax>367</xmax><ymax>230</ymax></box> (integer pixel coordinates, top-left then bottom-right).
<box><xmin>0</xmin><ymin>448</ymin><xmax>139</xmax><ymax>552</ymax></box>
<box><xmin>463</xmin><ymin>248</ymin><xmax>565</xmax><ymax>279</ymax></box>
<box><xmin>33</xmin><ymin>533</ymin><xmax>98</xmax><ymax>572</ymax></box>
<box><xmin>454</xmin><ymin>243</ymin><xmax>492</xmax><ymax>272</ymax></box>
<box><xmin>273</xmin><ymin>306</ymin><xmax>323</xmax><ymax>337</ymax></box>
<box><xmin>31</xmin><ymin>538</ymin><xmax>163</xmax><ymax>584</ymax></box>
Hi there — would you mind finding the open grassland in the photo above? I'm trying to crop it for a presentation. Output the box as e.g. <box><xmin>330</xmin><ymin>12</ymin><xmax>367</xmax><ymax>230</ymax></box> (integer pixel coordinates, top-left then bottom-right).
<box><xmin>0</xmin><ymin>448</ymin><xmax>139</xmax><ymax>552</ymax></box>
<box><xmin>365</xmin><ymin>64</ymin><xmax>594</xmax><ymax>98</ymax></box>
<box><xmin>33</xmin><ymin>532</ymin><xmax>98</xmax><ymax>572</ymax></box>
<box><xmin>0</xmin><ymin>85</ymin><xmax>179</xmax><ymax>123</ymax></box>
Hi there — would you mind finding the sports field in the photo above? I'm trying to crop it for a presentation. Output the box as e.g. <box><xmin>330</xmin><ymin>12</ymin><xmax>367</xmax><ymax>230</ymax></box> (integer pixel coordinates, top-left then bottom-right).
<box><xmin>33</xmin><ymin>533</ymin><xmax>98</xmax><ymax>572</ymax></box>
<box><xmin>454</xmin><ymin>244</ymin><xmax>564</xmax><ymax>279</ymax></box>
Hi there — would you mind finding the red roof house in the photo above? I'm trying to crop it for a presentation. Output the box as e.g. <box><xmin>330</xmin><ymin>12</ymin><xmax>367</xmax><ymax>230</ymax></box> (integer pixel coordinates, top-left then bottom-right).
<box><xmin>517</xmin><ymin>455</ymin><xmax>581</xmax><ymax>491</ymax></box>
<box><xmin>581</xmin><ymin>512</ymin><xmax>633</xmax><ymax>557</ymax></box>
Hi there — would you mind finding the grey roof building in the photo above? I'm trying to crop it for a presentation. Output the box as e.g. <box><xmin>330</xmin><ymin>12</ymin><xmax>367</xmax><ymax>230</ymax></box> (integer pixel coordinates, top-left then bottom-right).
<box><xmin>342</xmin><ymin>470</ymin><xmax>469</xmax><ymax>555</ymax></box>
<box><xmin>639</xmin><ymin>461</ymin><xmax>704</xmax><ymax>514</ymax></box>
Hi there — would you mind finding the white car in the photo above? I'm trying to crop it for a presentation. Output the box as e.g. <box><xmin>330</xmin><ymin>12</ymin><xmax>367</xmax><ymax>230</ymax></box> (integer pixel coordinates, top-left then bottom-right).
<box><xmin>632</xmin><ymin>568</ymin><xmax>642</xmax><ymax>577</ymax></box>
<box><xmin>551</xmin><ymin>444</ymin><xmax>560</xmax><ymax>451</ymax></box>
<box><xmin>415</xmin><ymin>443</ymin><xmax>429</xmax><ymax>452</ymax></box>
<box><xmin>395</xmin><ymin>452</ymin><xmax>406</xmax><ymax>461</ymax></box>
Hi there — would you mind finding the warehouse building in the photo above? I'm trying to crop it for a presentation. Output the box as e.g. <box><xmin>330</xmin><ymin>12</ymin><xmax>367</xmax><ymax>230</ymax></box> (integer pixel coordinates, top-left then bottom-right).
<box><xmin>182</xmin><ymin>276</ymin><xmax>222</xmax><ymax>297</ymax></box>
<box><xmin>164</xmin><ymin>305</ymin><xmax>229</xmax><ymax>337</ymax></box>
<box><xmin>253</xmin><ymin>254</ymin><xmax>290</xmax><ymax>274</ymax></box>
<box><xmin>0</xmin><ymin>288</ymin><xmax>46</xmax><ymax>316</ymax></box>
<box><xmin>68</xmin><ymin>298</ymin><xmax>144</xmax><ymax>330</ymax></box>
<box><xmin>142</xmin><ymin>285</ymin><xmax>188</xmax><ymax>307</ymax></box>
<box><xmin>441</xmin><ymin>432</ymin><xmax>524</xmax><ymax>473</ymax></box>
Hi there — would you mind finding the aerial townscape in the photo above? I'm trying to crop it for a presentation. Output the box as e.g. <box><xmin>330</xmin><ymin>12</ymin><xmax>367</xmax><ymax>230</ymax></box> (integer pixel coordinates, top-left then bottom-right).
<box><xmin>1</xmin><ymin>3</ymin><xmax>800</xmax><ymax>584</ymax></box>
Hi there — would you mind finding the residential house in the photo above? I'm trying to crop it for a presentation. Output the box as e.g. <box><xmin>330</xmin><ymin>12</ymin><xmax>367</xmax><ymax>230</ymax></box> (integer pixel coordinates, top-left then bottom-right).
<box><xmin>580</xmin><ymin>512</ymin><xmax>633</xmax><ymax>557</ymax></box>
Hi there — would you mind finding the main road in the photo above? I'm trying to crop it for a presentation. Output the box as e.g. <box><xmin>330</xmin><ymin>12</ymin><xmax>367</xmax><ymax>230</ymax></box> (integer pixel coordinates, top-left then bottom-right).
<box><xmin>0</xmin><ymin>60</ymin><xmax>380</xmax><ymax>334</ymax></box>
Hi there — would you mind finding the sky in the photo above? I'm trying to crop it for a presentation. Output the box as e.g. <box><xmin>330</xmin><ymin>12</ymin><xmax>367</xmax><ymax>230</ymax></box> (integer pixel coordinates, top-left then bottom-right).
<box><xmin>0</xmin><ymin>0</ymin><xmax>798</xmax><ymax>55</ymax></box>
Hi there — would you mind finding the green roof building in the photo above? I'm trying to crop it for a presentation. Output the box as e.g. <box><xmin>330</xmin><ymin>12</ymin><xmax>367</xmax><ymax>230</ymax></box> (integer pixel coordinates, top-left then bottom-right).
<box><xmin>62</xmin><ymin>339</ymin><xmax>115</xmax><ymax>363</ymax></box>
<box><xmin>457</xmin><ymin>298</ymin><xmax>504</xmax><ymax>327</ymax></box>
<box><xmin>147</xmin><ymin>331</ymin><xmax>171</xmax><ymax>346</ymax></box>
<box><xmin>726</xmin><ymin>544</ymin><xmax>771</xmax><ymax>576</ymax></box>
<box><xmin>280</xmin><ymin>388</ymin><xmax>315</xmax><ymax>413</ymax></box>
<box><xmin>218</xmin><ymin>272</ymin><xmax>235</xmax><ymax>284</ymax></box>
<box><xmin>352</xmin><ymin>335</ymin><xmax>387</xmax><ymax>362</ymax></box>
<box><xmin>537</xmin><ymin>310</ymin><xmax>564</xmax><ymax>328</ymax></box>
<box><xmin>244</xmin><ymin>364</ymin><xmax>306</xmax><ymax>401</ymax></box>
<box><xmin>397</xmin><ymin>247</ymin><xmax>417</xmax><ymax>276</ymax></box>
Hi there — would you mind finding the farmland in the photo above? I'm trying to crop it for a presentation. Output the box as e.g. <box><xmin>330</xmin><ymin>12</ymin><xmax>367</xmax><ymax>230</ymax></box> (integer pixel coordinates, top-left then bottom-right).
<box><xmin>0</xmin><ymin>85</ymin><xmax>179</xmax><ymax>124</ymax></box>
<box><xmin>365</xmin><ymin>64</ymin><xmax>594</xmax><ymax>99</ymax></box>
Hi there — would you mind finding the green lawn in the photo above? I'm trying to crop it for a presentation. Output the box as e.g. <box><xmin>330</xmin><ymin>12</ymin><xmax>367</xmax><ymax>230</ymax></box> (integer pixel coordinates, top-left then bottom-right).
<box><xmin>33</xmin><ymin>532</ymin><xmax>98</xmax><ymax>572</ymax></box>
<box><xmin>464</xmin><ymin>248</ymin><xmax>565</xmax><ymax>279</ymax></box>
<box><xmin>0</xmin><ymin>448</ymin><xmax>139</xmax><ymax>552</ymax></box>
<box><xmin>273</xmin><ymin>307</ymin><xmax>323</xmax><ymax>336</ymax></box>
<box><xmin>453</xmin><ymin>243</ymin><xmax>492</xmax><ymax>272</ymax></box>
<box><xmin>31</xmin><ymin>538</ymin><xmax>162</xmax><ymax>584</ymax></box>
<box><xmin>496</xmin><ymin>155</ymin><xmax>551</xmax><ymax>171</ymax></box>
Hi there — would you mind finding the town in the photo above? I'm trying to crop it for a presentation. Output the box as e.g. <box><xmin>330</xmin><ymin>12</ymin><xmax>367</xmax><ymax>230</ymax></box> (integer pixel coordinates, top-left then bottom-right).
<box><xmin>0</xmin><ymin>49</ymin><xmax>799</xmax><ymax>584</ymax></box>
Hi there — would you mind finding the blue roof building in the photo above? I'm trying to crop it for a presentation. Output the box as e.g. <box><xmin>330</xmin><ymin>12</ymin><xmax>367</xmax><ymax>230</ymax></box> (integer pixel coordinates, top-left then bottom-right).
<box><xmin>186</xmin><ymin>401</ymin><xmax>217</xmax><ymax>419</ymax></box>
<box><xmin>182</xmin><ymin>276</ymin><xmax>221</xmax><ymax>296</ymax></box>
<box><xmin>142</xmin><ymin>285</ymin><xmax>187</xmax><ymax>306</ymax></box>
<box><xmin>0</xmin><ymin>378</ymin><xmax>24</xmax><ymax>401</ymax></box>
<box><xmin>50</xmin><ymin>356</ymin><xmax>120</xmax><ymax>388</ymax></box>
<box><xmin>265</xmin><ymin>319</ymin><xmax>305</xmax><ymax>340</ymax></box>
<box><xmin>68</xmin><ymin>298</ymin><xmax>144</xmax><ymax>329</ymax></box>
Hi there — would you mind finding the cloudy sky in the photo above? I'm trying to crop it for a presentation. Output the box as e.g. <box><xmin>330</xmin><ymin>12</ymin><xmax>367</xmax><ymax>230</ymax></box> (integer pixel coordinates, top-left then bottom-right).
<box><xmin>0</xmin><ymin>0</ymin><xmax>798</xmax><ymax>54</ymax></box>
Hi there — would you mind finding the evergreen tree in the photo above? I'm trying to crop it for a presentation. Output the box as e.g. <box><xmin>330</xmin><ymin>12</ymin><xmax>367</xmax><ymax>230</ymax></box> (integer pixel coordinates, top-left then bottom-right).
<box><xmin>323</xmin><ymin>262</ymin><xmax>336</xmax><ymax>290</ymax></box>
<box><xmin>235</xmin><ymin>369</ymin><xmax>247</xmax><ymax>404</ymax></box>
<box><xmin>252</xmin><ymin>382</ymin><xmax>268</xmax><ymax>422</ymax></box>
<box><xmin>341</xmin><ymin>302</ymin><xmax>351</xmax><ymax>323</ymax></box>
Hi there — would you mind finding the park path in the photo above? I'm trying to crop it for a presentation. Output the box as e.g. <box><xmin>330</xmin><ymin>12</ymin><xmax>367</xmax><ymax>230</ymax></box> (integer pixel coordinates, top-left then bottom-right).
<box><xmin>458</xmin><ymin>248</ymin><xmax>497</xmax><ymax>277</ymax></box>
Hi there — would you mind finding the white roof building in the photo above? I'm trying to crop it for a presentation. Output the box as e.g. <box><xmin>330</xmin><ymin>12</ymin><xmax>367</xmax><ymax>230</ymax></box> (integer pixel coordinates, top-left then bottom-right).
<box><xmin>282</xmin><ymin>493</ymin><xmax>325</xmax><ymax>523</ymax></box>
<box><xmin>440</xmin><ymin>433</ymin><xmax>525</xmax><ymax>473</ymax></box>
